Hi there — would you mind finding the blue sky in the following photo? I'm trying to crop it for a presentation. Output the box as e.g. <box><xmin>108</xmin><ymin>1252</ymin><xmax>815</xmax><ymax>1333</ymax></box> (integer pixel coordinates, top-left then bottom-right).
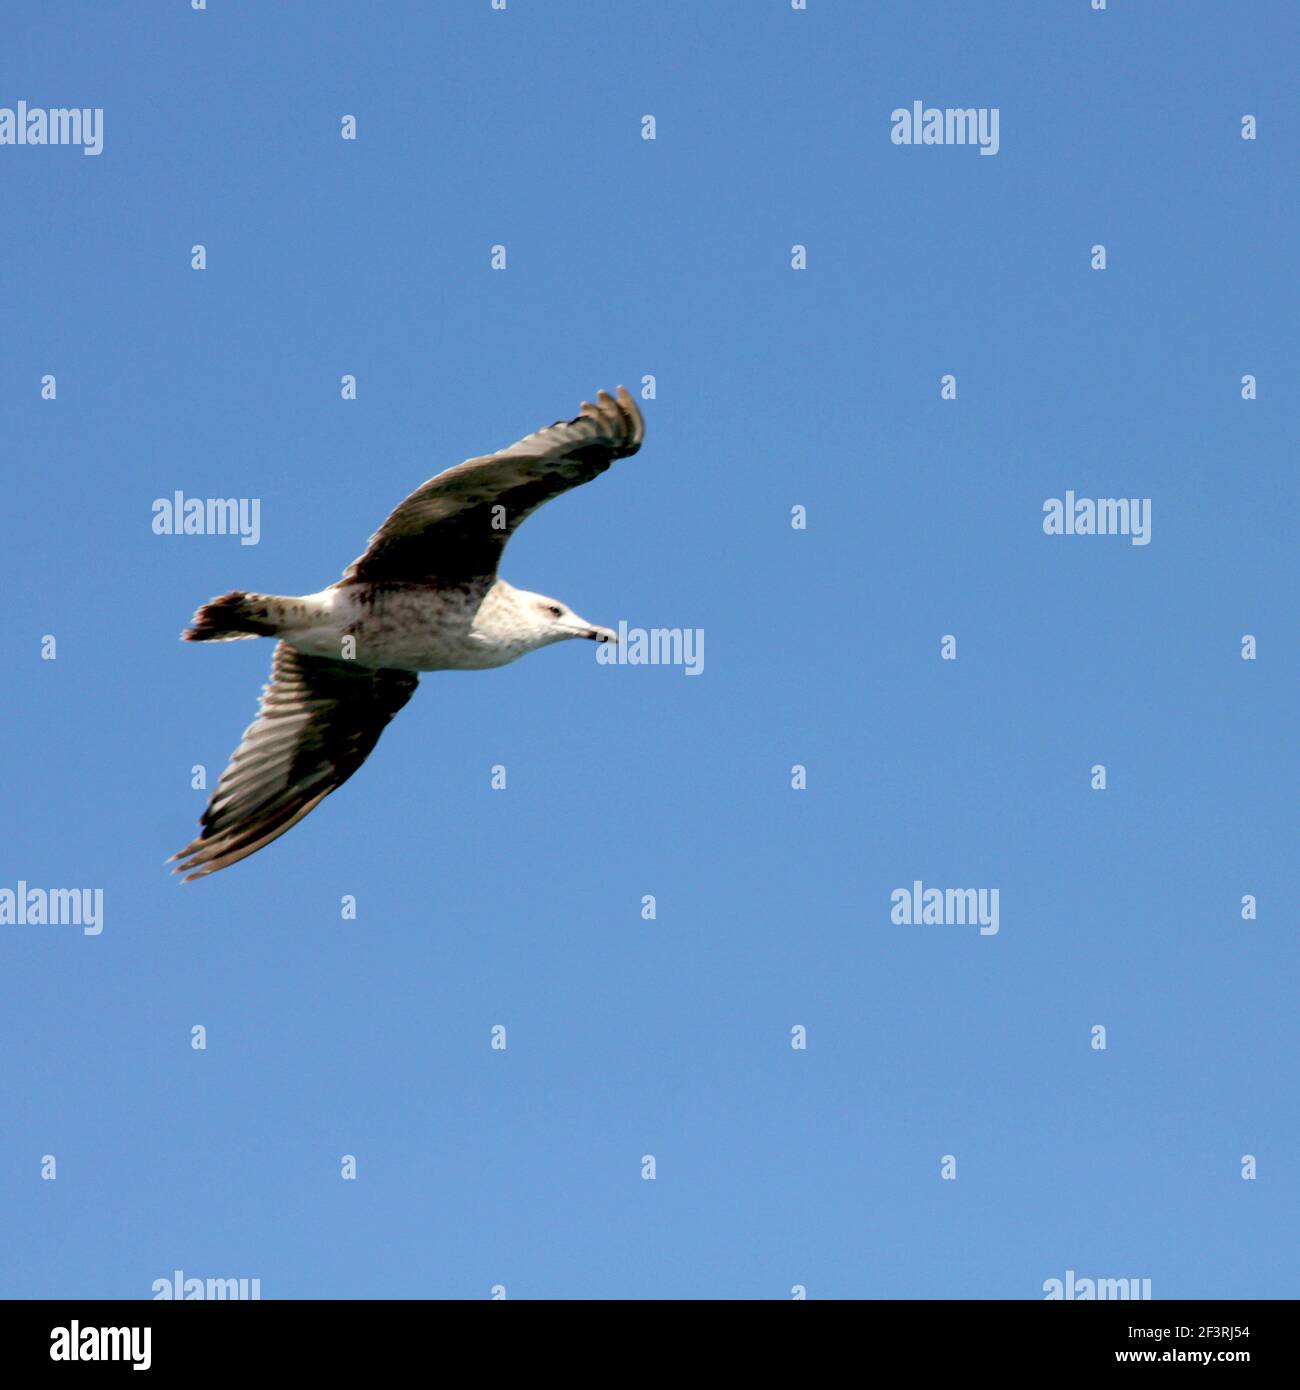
<box><xmin>2</xmin><ymin>0</ymin><xmax>1297</xmax><ymax>1299</ymax></box>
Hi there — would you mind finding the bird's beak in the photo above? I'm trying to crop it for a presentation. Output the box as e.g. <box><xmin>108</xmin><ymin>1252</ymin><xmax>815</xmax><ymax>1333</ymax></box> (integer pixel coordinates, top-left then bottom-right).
<box><xmin>572</xmin><ymin>623</ymin><xmax>617</xmax><ymax>644</ymax></box>
<box><xmin>559</xmin><ymin>612</ymin><xmax>617</xmax><ymax>643</ymax></box>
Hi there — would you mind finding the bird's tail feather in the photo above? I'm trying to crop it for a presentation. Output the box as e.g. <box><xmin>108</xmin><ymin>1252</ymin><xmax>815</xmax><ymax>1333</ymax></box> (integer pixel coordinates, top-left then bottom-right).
<box><xmin>182</xmin><ymin>591</ymin><xmax>281</xmax><ymax>642</ymax></box>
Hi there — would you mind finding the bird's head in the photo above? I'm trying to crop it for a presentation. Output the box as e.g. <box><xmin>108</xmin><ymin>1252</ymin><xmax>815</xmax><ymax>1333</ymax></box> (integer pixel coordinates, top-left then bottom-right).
<box><xmin>520</xmin><ymin>590</ymin><xmax>618</xmax><ymax>648</ymax></box>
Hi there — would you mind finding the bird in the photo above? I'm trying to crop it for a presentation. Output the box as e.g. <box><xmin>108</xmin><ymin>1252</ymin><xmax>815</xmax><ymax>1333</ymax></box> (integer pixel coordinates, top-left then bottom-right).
<box><xmin>171</xmin><ymin>386</ymin><xmax>644</xmax><ymax>881</ymax></box>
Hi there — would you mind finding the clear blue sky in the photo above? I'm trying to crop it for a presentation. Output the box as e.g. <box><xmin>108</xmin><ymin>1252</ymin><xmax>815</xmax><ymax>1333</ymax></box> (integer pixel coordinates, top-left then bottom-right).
<box><xmin>2</xmin><ymin>1</ymin><xmax>1296</xmax><ymax>1299</ymax></box>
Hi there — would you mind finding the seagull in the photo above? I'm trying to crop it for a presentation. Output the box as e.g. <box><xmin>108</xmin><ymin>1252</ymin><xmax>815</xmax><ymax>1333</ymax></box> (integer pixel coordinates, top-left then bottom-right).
<box><xmin>171</xmin><ymin>386</ymin><xmax>644</xmax><ymax>881</ymax></box>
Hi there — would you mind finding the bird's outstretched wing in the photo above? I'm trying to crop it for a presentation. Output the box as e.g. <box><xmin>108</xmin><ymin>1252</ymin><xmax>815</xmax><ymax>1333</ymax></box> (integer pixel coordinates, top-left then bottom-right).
<box><xmin>340</xmin><ymin>386</ymin><xmax>644</xmax><ymax>586</ymax></box>
<box><xmin>172</xmin><ymin>642</ymin><xmax>418</xmax><ymax>881</ymax></box>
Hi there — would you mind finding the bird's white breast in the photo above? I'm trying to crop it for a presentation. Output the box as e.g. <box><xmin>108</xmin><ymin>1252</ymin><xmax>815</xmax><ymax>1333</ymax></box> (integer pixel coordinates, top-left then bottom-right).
<box><xmin>282</xmin><ymin>582</ymin><xmax>533</xmax><ymax>672</ymax></box>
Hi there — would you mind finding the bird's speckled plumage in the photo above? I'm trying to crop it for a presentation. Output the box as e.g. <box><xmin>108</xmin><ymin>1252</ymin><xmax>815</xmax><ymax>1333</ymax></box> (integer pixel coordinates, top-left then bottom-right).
<box><xmin>171</xmin><ymin>387</ymin><xmax>644</xmax><ymax>881</ymax></box>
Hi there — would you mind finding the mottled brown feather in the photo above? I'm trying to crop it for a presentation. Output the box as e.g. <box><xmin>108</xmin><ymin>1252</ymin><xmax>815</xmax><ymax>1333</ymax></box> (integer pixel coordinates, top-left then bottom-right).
<box><xmin>171</xmin><ymin>642</ymin><xmax>418</xmax><ymax>881</ymax></box>
<box><xmin>339</xmin><ymin>385</ymin><xmax>644</xmax><ymax>586</ymax></box>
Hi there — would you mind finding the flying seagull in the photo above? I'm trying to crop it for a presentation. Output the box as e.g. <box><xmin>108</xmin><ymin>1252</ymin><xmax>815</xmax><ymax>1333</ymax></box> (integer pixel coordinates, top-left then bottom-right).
<box><xmin>171</xmin><ymin>386</ymin><xmax>644</xmax><ymax>881</ymax></box>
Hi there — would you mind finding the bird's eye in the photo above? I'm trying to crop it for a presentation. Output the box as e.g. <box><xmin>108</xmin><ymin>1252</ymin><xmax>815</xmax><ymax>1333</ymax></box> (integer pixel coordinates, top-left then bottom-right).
<box><xmin>545</xmin><ymin>604</ymin><xmax>563</xmax><ymax>618</ymax></box>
